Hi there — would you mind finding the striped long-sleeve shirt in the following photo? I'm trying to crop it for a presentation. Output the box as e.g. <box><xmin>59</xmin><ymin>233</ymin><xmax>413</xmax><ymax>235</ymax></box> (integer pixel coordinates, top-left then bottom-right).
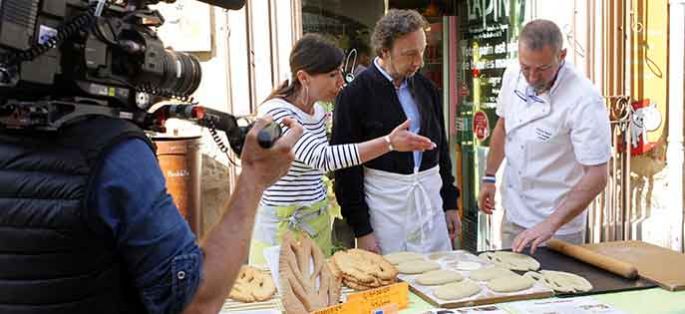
<box><xmin>256</xmin><ymin>98</ymin><xmax>361</xmax><ymax>207</ymax></box>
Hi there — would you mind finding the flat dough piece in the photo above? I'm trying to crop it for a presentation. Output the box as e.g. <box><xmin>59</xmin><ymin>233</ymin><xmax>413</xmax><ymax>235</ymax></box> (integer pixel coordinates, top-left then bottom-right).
<box><xmin>396</xmin><ymin>260</ymin><xmax>441</xmax><ymax>274</ymax></box>
<box><xmin>228</xmin><ymin>265</ymin><xmax>276</xmax><ymax>302</ymax></box>
<box><xmin>487</xmin><ymin>274</ymin><xmax>535</xmax><ymax>293</ymax></box>
<box><xmin>469</xmin><ymin>267</ymin><xmax>516</xmax><ymax>281</ymax></box>
<box><xmin>433</xmin><ymin>280</ymin><xmax>481</xmax><ymax>300</ymax></box>
<box><xmin>454</xmin><ymin>261</ymin><xmax>482</xmax><ymax>271</ymax></box>
<box><xmin>525</xmin><ymin>270</ymin><xmax>593</xmax><ymax>293</ymax></box>
<box><xmin>416</xmin><ymin>269</ymin><xmax>464</xmax><ymax>286</ymax></box>
<box><xmin>384</xmin><ymin>251</ymin><xmax>425</xmax><ymax>265</ymax></box>
<box><xmin>479</xmin><ymin>251</ymin><xmax>540</xmax><ymax>271</ymax></box>
<box><xmin>428</xmin><ymin>251</ymin><xmax>454</xmax><ymax>260</ymax></box>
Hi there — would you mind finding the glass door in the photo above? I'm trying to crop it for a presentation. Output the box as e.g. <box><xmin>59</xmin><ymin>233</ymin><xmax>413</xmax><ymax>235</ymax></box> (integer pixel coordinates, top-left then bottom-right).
<box><xmin>456</xmin><ymin>0</ymin><xmax>526</xmax><ymax>251</ymax></box>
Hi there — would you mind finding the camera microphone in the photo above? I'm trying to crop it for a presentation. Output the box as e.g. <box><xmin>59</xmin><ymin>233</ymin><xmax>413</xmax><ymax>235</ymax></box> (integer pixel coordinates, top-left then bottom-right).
<box><xmin>195</xmin><ymin>0</ymin><xmax>245</xmax><ymax>10</ymax></box>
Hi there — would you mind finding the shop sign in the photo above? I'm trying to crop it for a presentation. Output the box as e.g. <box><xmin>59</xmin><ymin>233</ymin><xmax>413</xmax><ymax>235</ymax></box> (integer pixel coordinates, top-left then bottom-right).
<box><xmin>467</xmin><ymin>0</ymin><xmax>512</xmax><ymax>27</ymax></box>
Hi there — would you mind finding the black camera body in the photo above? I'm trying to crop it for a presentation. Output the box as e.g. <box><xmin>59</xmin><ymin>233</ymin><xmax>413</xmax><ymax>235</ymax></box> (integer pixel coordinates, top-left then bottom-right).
<box><xmin>0</xmin><ymin>0</ymin><xmax>279</xmax><ymax>155</ymax></box>
<box><xmin>0</xmin><ymin>0</ymin><xmax>200</xmax><ymax>111</ymax></box>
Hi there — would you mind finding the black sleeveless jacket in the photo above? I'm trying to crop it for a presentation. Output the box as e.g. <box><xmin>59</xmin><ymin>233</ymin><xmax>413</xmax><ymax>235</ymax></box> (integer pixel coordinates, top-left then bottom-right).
<box><xmin>0</xmin><ymin>117</ymin><xmax>154</xmax><ymax>313</ymax></box>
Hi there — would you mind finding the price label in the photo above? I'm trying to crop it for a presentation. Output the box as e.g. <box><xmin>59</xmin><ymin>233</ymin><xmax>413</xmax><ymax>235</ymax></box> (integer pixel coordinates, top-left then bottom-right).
<box><xmin>347</xmin><ymin>282</ymin><xmax>409</xmax><ymax>312</ymax></box>
<box><xmin>313</xmin><ymin>282</ymin><xmax>409</xmax><ymax>314</ymax></box>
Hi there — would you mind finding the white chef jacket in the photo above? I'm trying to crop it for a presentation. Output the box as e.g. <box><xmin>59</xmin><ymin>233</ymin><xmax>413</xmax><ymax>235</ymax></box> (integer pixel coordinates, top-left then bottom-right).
<box><xmin>496</xmin><ymin>61</ymin><xmax>611</xmax><ymax>234</ymax></box>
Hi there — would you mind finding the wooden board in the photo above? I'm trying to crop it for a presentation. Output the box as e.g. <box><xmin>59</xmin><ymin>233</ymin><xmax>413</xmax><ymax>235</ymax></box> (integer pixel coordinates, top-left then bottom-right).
<box><xmin>530</xmin><ymin>247</ymin><xmax>655</xmax><ymax>296</ymax></box>
<box><xmin>397</xmin><ymin>250</ymin><xmax>554</xmax><ymax>308</ymax></box>
<box><xmin>581</xmin><ymin>241</ymin><xmax>685</xmax><ymax>291</ymax></box>
<box><xmin>409</xmin><ymin>284</ymin><xmax>552</xmax><ymax>309</ymax></box>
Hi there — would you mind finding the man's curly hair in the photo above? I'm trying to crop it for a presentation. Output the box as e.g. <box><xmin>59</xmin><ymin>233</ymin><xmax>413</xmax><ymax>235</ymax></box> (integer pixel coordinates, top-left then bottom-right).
<box><xmin>371</xmin><ymin>9</ymin><xmax>428</xmax><ymax>56</ymax></box>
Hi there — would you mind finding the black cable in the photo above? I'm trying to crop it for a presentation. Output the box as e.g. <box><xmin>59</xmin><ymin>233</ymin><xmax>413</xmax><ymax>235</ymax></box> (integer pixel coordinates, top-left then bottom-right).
<box><xmin>207</xmin><ymin>118</ymin><xmax>240</xmax><ymax>167</ymax></box>
<box><xmin>0</xmin><ymin>4</ymin><xmax>98</xmax><ymax>67</ymax></box>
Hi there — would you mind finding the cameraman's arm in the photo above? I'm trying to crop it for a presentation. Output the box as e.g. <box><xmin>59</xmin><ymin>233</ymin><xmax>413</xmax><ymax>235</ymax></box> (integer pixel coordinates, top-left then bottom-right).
<box><xmin>183</xmin><ymin>117</ymin><xmax>302</xmax><ymax>314</ymax></box>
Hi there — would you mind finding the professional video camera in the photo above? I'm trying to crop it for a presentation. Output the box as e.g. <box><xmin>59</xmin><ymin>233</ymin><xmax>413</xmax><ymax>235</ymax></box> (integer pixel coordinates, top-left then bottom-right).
<box><xmin>0</xmin><ymin>0</ymin><xmax>280</xmax><ymax>156</ymax></box>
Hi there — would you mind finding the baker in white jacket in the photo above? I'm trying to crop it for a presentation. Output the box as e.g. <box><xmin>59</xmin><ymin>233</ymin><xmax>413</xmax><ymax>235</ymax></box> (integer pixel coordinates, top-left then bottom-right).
<box><xmin>479</xmin><ymin>19</ymin><xmax>611</xmax><ymax>254</ymax></box>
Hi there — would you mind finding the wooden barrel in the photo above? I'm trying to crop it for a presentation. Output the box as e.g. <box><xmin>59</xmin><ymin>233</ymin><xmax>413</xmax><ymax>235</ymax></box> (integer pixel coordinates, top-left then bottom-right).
<box><xmin>153</xmin><ymin>135</ymin><xmax>202</xmax><ymax>235</ymax></box>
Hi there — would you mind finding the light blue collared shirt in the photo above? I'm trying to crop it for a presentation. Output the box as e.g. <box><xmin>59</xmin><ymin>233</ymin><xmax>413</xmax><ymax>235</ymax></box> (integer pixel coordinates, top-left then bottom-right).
<box><xmin>373</xmin><ymin>57</ymin><xmax>422</xmax><ymax>170</ymax></box>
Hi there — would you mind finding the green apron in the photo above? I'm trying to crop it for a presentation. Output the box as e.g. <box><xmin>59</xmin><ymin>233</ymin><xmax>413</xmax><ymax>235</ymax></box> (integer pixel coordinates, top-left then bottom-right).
<box><xmin>249</xmin><ymin>199</ymin><xmax>331</xmax><ymax>265</ymax></box>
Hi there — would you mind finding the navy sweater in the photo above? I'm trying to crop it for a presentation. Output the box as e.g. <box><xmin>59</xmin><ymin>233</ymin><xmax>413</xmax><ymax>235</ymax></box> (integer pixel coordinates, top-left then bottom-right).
<box><xmin>331</xmin><ymin>64</ymin><xmax>460</xmax><ymax>237</ymax></box>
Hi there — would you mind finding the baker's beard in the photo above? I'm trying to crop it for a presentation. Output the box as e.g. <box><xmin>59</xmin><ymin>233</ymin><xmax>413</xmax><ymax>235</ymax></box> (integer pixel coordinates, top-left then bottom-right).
<box><xmin>531</xmin><ymin>81</ymin><xmax>552</xmax><ymax>94</ymax></box>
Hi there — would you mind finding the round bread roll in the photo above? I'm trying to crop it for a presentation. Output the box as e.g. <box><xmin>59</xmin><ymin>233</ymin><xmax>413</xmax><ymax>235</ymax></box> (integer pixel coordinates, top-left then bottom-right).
<box><xmin>428</xmin><ymin>251</ymin><xmax>454</xmax><ymax>260</ymax></box>
<box><xmin>416</xmin><ymin>269</ymin><xmax>464</xmax><ymax>286</ymax></box>
<box><xmin>433</xmin><ymin>280</ymin><xmax>481</xmax><ymax>300</ymax></box>
<box><xmin>383</xmin><ymin>251</ymin><xmax>425</xmax><ymax>265</ymax></box>
<box><xmin>396</xmin><ymin>260</ymin><xmax>441</xmax><ymax>274</ymax></box>
<box><xmin>454</xmin><ymin>261</ymin><xmax>482</xmax><ymax>271</ymax></box>
<box><xmin>487</xmin><ymin>274</ymin><xmax>535</xmax><ymax>293</ymax></box>
<box><xmin>469</xmin><ymin>266</ymin><xmax>516</xmax><ymax>281</ymax></box>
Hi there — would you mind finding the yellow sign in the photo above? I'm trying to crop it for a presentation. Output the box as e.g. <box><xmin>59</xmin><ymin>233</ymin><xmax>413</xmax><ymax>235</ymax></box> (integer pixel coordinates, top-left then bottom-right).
<box><xmin>311</xmin><ymin>299</ymin><xmax>363</xmax><ymax>314</ymax></box>
<box><xmin>347</xmin><ymin>282</ymin><xmax>409</xmax><ymax>312</ymax></box>
<box><xmin>631</xmin><ymin>0</ymin><xmax>668</xmax><ymax>144</ymax></box>
<box><xmin>312</xmin><ymin>282</ymin><xmax>409</xmax><ymax>314</ymax></box>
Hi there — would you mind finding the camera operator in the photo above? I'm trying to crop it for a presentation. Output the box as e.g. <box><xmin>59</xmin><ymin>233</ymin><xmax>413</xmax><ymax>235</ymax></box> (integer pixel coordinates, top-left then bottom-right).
<box><xmin>0</xmin><ymin>114</ymin><xmax>302</xmax><ymax>314</ymax></box>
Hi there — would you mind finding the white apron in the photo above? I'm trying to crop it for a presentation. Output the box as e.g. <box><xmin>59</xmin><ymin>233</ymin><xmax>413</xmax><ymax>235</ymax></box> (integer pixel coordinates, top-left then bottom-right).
<box><xmin>364</xmin><ymin>165</ymin><xmax>451</xmax><ymax>254</ymax></box>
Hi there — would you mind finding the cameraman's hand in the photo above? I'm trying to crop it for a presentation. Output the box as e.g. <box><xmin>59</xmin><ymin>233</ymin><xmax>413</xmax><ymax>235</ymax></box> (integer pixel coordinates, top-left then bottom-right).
<box><xmin>183</xmin><ymin>117</ymin><xmax>302</xmax><ymax>314</ymax></box>
<box><xmin>239</xmin><ymin>117</ymin><xmax>303</xmax><ymax>190</ymax></box>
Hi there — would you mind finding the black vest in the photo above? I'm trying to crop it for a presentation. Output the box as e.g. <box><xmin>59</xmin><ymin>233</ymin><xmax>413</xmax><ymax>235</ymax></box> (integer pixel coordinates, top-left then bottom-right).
<box><xmin>0</xmin><ymin>117</ymin><xmax>155</xmax><ymax>313</ymax></box>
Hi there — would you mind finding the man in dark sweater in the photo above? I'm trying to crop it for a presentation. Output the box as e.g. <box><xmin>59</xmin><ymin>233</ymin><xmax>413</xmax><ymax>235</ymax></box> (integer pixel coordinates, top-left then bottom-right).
<box><xmin>332</xmin><ymin>9</ymin><xmax>460</xmax><ymax>254</ymax></box>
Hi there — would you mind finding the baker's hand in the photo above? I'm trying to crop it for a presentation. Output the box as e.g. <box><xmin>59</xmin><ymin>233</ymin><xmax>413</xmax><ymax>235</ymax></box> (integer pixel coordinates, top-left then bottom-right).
<box><xmin>444</xmin><ymin>209</ymin><xmax>461</xmax><ymax>245</ymax></box>
<box><xmin>239</xmin><ymin>117</ymin><xmax>303</xmax><ymax>190</ymax></box>
<box><xmin>512</xmin><ymin>220</ymin><xmax>558</xmax><ymax>254</ymax></box>
<box><xmin>478</xmin><ymin>182</ymin><xmax>496</xmax><ymax>214</ymax></box>
<box><xmin>356</xmin><ymin>233</ymin><xmax>381</xmax><ymax>254</ymax></box>
<box><xmin>388</xmin><ymin>119</ymin><xmax>436</xmax><ymax>152</ymax></box>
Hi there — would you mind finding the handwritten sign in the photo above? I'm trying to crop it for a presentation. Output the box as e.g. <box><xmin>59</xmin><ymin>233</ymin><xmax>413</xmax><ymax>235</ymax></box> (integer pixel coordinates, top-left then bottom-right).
<box><xmin>311</xmin><ymin>298</ymin><xmax>363</xmax><ymax>314</ymax></box>
<box><xmin>347</xmin><ymin>282</ymin><xmax>409</xmax><ymax>312</ymax></box>
<box><xmin>313</xmin><ymin>282</ymin><xmax>409</xmax><ymax>314</ymax></box>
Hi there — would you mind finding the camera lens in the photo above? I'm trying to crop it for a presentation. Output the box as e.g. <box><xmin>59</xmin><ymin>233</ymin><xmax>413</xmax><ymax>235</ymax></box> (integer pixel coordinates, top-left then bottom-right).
<box><xmin>159</xmin><ymin>50</ymin><xmax>202</xmax><ymax>96</ymax></box>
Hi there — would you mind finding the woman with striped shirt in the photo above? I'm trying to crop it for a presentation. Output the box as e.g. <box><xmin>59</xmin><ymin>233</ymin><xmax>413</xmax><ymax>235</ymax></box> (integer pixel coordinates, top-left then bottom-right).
<box><xmin>249</xmin><ymin>34</ymin><xmax>435</xmax><ymax>264</ymax></box>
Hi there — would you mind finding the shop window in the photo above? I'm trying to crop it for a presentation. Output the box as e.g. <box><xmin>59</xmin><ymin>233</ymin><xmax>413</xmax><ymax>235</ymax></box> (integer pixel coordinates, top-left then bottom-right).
<box><xmin>302</xmin><ymin>0</ymin><xmax>384</xmax><ymax>71</ymax></box>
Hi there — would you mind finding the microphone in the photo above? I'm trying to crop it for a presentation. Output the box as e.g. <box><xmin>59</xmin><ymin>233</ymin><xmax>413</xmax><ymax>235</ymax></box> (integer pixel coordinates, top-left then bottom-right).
<box><xmin>195</xmin><ymin>0</ymin><xmax>245</xmax><ymax>10</ymax></box>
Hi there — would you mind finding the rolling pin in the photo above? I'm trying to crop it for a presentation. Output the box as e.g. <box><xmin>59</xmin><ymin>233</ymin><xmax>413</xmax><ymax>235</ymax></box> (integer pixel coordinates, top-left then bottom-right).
<box><xmin>546</xmin><ymin>238</ymin><xmax>638</xmax><ymax>279</ymax></box>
